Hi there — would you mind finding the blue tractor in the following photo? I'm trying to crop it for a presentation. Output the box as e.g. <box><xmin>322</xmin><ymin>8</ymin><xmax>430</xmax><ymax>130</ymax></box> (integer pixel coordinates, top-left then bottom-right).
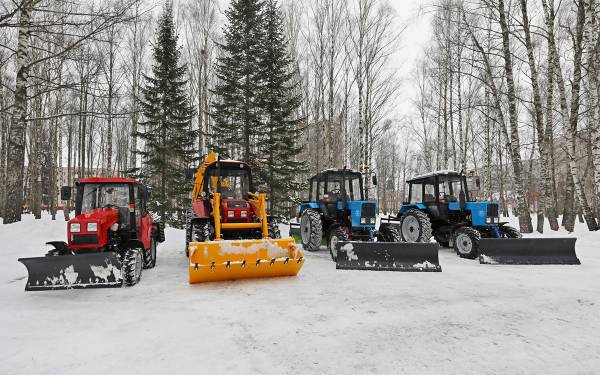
<box><xmin>397</xmin><ymin>171</ymin><xmax>522</xmax><ymax>259</ymax></box>
<box><xmin>297</xmin><ymin>169</ymin><xmax>401</xmax><ymax>261</ymax></box>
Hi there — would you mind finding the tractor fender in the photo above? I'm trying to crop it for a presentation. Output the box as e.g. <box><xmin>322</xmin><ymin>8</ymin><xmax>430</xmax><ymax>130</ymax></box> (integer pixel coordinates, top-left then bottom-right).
<box><xmin>191</xmin><ymin>200</ymin><xmax>209</xmax><ymax>219</ymax></box>
<box><xmin>122</xmin><ymin>239</ymin><xmax>146</xmax><ymax>251</ymax></box>
<box><xmin>298</xmin><ymin>202</ymin><xmax>320</xmax><ymax>217</ymax></box>
<box><xmin>398</xmin><ymin>203</ymin><xmax>426</xmax><ymax>216</ymax></box>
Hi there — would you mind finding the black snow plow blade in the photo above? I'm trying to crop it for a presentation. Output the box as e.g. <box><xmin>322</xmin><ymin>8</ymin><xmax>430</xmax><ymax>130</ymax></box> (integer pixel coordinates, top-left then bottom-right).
<box><xmin>18</xmin><ymin>253</ymin><xmax>123</xmax><ymax>291</ymax></box>
<box><xmin>479</xmin><ymin>238</ymin><xmax>580</xmax><ymax>265</ymax></box>
<box><xmin>335</xmin><ymin>241</ymin><xmax>441</xmax><ymax>272</ymax></box>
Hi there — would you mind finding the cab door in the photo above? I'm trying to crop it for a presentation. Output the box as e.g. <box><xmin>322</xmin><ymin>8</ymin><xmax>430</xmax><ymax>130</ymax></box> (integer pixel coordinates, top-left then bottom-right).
<box><xmin>135</xmin><ymin>184</ymin><xmax>152</xmax><ymax>249</ymax></box>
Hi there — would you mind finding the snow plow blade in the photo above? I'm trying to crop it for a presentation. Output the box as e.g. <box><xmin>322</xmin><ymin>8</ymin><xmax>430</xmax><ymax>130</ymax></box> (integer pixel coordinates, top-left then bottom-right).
<box><xmin>479</xmin><ymin>238</ymin><xmax>580</xmax><ymax>265</ymax></box>
<box><xmin>335</xmin><ymin>241</ymin><xmax>441</xmax><ymax>272</ymax></box>
<box><xmin>188</xmin><ymin>238</ymin><xmax>304</xmax><ymax>283</ymax></box>
<box><xmin>18</xmin><ymin>253</ymin><xmax>123</xmax><ymax>291</ymax></box>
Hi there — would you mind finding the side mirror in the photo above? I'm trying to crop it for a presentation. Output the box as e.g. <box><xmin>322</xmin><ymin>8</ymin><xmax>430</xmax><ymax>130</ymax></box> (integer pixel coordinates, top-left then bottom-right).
<box><xmin>372</xmin><ymin>175</ymin><xmax>378</xmax><ymax>186</ymax></box>
<box><xmin>60</xmin><ymin>186</ymin><xmax>72</xmax><ymax>201</ymax></box>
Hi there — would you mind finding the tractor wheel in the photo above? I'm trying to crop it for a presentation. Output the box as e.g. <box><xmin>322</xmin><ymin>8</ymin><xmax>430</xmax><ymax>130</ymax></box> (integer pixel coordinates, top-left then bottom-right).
<box><xmin>186</xmin><ymin>221</ymin><xmax>210</xmax><ymax>257</ymax></box>
<box><xmin>300</xmin><ymin>209</ymin><xmax>322</xmax><ymax>251</ymax></box>
<box><xmin>378</xmin><ymin>225</ymin><xmax>402</xmax><ymax>242</ymax></box>
<box><xmin>453</xmin><ymin>227</ymin><xmax>481</xmax><ymax>259</ymax></box>
<box><xmin>268</xmin><ymin>222</ymin><xmax>281</xmax><ymax>239</ymax></box>
<box><xmin>499</xmin><ymin>225</ymin><xmax>522</xmax><ymax>239</ymax></box>
<box><xmin>143</xmin><ymin>236</ymin><xmax>157</xmax><ymax>269</ymax></box>
<box><xmin>399</xmin><ymin>209</ymin><xmax>432</xmax><ymax>242</ymax></box>
<box><xmin>328</xmin><ymin>226</ymin><xmax>348</xmax><ymax>262</ymax></box>
<box><xmin>433</xmin><ymin>233</ymin><xmax>450</xmax><ymax>248</ymax></box>
<box><xmin>123</xmin><ymin>247</ymin><xmax>143</xmax><ymax>286</ymax></box>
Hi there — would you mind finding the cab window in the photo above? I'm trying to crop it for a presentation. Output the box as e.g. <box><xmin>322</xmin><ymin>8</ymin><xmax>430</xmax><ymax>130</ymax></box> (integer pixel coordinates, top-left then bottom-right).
<box><xmin>410</xmin><ymin>184</ymin><xmax>422</xmax><ymax>204</ymax></box>
<box><xmin>423</xmin><ymin>184</ymin><xmax>436</xmax><ymax>203</ymax></box>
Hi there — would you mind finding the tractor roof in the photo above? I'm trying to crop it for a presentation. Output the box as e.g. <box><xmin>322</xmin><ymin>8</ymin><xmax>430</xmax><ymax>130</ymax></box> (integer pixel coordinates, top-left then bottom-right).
<box><xmin>310</xmin><ymin>169</ymin><xmax>362</xmax><ymax>180</ymax></box>
<box><xmin>78</xmin><ymin>177</ymin><xmax>139</xmax><ymax>184</ymax></box>
<box><xmin>407</xmin><ymin>170</ymin><xmax>462</xmax><ymax>183</ymax></box>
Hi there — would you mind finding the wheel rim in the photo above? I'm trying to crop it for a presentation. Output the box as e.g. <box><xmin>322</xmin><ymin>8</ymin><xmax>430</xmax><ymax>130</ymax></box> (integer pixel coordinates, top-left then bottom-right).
<box><xmin>300</xmin><ymin>214</ymin><xmax>311</xmax><ymax>244</ymax></box>
<box><xmin>330</xmin><ymin>234</ymin><xmax>339</xmax><ymax>259</ymax></box>
<box><xmin>456</xmin><ymin>233</ymin><xmax>472</xmax><ymax>254</ymax></box>
<box><xmin>135</xmin><ymin>250</ymin><xmax>143</xmax><ymax>280</ymax></box>
<box><xmin>402</xmin><ymin>216</ymin><xmax>420</xmax><ymax>242</ymax></box>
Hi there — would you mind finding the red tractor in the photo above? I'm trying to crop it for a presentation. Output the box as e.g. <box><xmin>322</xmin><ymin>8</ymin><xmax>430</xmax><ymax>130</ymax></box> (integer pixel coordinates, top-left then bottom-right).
<box><xmin>18</xmin><ymin>177</ymin><xmax>165</xmax><ymax>291</ymax></box>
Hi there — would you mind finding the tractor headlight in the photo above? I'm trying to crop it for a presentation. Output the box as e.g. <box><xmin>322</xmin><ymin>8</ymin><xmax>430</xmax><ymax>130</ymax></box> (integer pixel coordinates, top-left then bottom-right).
<box><xmin>87</xmin><ymin>222</ymin><xmax>98</xmax><ymax>232</ymax></box>
<box><xmin>70</xmin><ymin>223</ymin><xmax>81</xmax><ymax>233</ymax></box>
<box><xmin>361</xmin><ymin>218</ymin><xmax>366</xmax><ymax>224</ymax></box>
<box><xmin>241</xmin><ymin>210</ymin><xmax>248</xmax><ymax>218</ymax></box>
<box><xmin>370</xmin><ymin>218</ymin><xmax>376</xmax><ymax>224</ymax></box>
<box><xmin>227</xmin><ymin>211</ymin><xmax>234</xmax><ymax>218</ymax></box>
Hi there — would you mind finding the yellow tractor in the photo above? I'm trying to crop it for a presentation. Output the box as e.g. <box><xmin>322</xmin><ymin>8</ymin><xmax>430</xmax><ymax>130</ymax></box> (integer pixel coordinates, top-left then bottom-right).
<box><xmin>186</xmin><ymin>152</ymin><xmax>304</xmax><ymax>283</ymax></box>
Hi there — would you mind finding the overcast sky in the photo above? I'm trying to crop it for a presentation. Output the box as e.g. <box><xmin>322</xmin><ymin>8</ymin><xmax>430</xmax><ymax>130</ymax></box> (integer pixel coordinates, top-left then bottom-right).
<box><xmin>388</xmin><ymin>0</ymin><xmax>433</xmax><ymax>124</ymax></box>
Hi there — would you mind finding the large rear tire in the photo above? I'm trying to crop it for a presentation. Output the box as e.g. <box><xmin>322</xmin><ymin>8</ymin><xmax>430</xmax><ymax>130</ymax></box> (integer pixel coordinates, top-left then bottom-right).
<box><xmin>123</xmin><ymin>247</ymin><xmax>143</xmax><ymax>286</ymax></box>
<box><xmin>328</xmin><ymin>226</ymin><xmax>348</xmax><ymax>262</ymax></box>
<box><xmin>377</xmin><ymin>225</ymin><xmax>401</xmax><ymax>242</ymax></box>
<box><xmin>143</xmin><ymin>236</ymin><xmax>157</xmax><ymax>269</ymax></box>
<box><xmin>399</xmin><ymin>209</ymin><xmax>432</xmax><ymax>242</ymax></box>
<box><xmin>499</xmin><ymin>225</ymin><xmax>522</xmax><ymax>239</ymax></box>
<box><xmin>300</xmin><ymin>209</ymin><xmax>322</xmax><ymax>251</ymax></box>
<box><xmin>453</xmin><ymin>227</ymin><xmax>481</xmax><ymax>259</ymax></box>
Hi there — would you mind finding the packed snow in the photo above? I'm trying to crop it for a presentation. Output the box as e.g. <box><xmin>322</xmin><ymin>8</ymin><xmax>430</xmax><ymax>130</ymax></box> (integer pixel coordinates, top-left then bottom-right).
<box><xmin>1</xmin><ymin>213</ymin><xmax>599</xmax><ymax>374</ymax></box>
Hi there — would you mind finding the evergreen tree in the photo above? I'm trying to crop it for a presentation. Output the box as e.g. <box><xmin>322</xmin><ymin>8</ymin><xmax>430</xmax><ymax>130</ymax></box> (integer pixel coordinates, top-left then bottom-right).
<box><xmin>256</xmin><ymin>0</ymin><xmax>305</xmax><ymax>214</ymax></box>
<box><xmin>136</xmin><ymin>3</ymin><xmax>195</xmax><ymax>225</ymax></box>
<box><xmin>211</xmin><ymin>0</ymin><xmax>264</xmax><ymax>163</ymax></box>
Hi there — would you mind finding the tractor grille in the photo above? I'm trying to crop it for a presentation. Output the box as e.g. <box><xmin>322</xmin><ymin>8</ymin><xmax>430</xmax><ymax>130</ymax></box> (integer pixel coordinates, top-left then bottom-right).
<box><xmin>361</xmin><ymin>203</ymin><xmax>376</xmax><ymax>219</ymax></box>
<box><xmin>71</xmin><ymin>234</ymin><xmax>99</xmax><ymax>245</ymax></box>
<box><xmin>487</xmin><ymin>203</ymin><xmax>499</xmax><ymax>218</ymax></box>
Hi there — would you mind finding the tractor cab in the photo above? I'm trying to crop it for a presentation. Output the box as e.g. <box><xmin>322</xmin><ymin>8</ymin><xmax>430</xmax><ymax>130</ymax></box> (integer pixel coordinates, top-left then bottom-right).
<box><xmin>304</xmin><ymin>169</ymin><xmax>375</xmax><ymax>229</ymax></box>
<box><xmin>202</xmin><ymin>160</ymin><xmax>255</xmax><ymax>225</ymax></box>
<box><xmin>64</xmin><ymin>177</ymin><xmax>152</xmax><ymax>252</ymax></box>
<box><xmin>402</xmin><ymin>171</ymin><xmax>491</xmax><ymax>225</ymax></box>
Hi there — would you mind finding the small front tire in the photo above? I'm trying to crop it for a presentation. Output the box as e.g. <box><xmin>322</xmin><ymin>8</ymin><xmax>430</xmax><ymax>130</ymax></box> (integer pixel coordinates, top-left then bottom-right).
<box><xmin>453</xmin><ymin>227</ymin><xmax>481</xmax><ymax>259</ymax></box>
<box><xmin>123</xmin><ymin>247</ymin><xmax>143</xmax><ymax>286</ymax></box>
<box><xmin>328</xmin><ymin>226</ymin><xmax>348</xmax><ymax>262</ymax></box>
<box><xmin>377</xmin><ymin>225</ymin><xmax>401</xmax><ymax>242</ymax></box>
<box><xmin>499</xmin><ymin>225</ymin><xmax>522</xmax><ymax>239</ymax></box>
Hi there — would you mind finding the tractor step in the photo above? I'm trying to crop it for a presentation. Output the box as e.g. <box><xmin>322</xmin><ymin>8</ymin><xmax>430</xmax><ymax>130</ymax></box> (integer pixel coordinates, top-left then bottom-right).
<box><xmin>478</xmin><ymin>238</ymin><xmax>580</xmax><ymax>265</ymax></box>
<box><xmin>18</xmin><ymin>253</ymin><xmax>123</xmax><ymax>291</ymax></box>
<box><xmin>335</xmin><ymin>241</ymin><xmax>441</xmax><ymax>272</ymax></box>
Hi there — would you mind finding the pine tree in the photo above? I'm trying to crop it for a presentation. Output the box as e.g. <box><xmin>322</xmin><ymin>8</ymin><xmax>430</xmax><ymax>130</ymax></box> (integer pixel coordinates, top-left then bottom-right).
<box><xmin>136</xmin><ymin>3</ymin><xmax>195</xmax><ymax>226</ymax></box>
<box><xmin>211</xmin><ymin>0</ymin><xmax>264</xmax><ymax>163</ymax></box>
<box><xmin>256</xmin><ymin>0</ymin><xmax>305</xmax><ymax>214</ymax></box>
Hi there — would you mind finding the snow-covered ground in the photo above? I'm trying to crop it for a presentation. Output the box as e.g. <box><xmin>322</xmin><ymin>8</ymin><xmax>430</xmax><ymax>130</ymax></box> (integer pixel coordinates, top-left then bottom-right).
<box><xmin>1</xmin><ymin>214</ymin><xmax>599</xmax><ymax>375</ymax></box>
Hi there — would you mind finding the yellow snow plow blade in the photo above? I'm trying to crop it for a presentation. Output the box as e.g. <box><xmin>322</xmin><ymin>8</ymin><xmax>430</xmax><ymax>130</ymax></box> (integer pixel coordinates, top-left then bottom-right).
<box><xmin>189</xmin><ymin>238</ymin><xmax>304</xmax><ymax>283</ymax></box>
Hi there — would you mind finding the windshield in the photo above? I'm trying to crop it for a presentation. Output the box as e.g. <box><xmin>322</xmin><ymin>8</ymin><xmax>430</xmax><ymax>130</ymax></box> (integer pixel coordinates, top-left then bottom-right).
<box><xmin>320</xmin><ymin>173</ymin><xmax>363</xmax><ymax>201</ymax></box>
<box><xmin>80</xmin><ymin>183</ymin><xmax>130</xmax><ymax>212</ymax></box>
<box><xmin>206</xmin><ymin>168</ymin><xmax>251</xmax><ymax>199</ymax></box>
<box><xmin>438</xmin><ymin>177</ymin><xmax>464</xmax><ymax>202</ymax></box>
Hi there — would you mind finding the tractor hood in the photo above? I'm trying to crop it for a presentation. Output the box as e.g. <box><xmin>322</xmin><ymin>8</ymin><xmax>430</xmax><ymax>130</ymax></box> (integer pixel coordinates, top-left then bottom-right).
<box><xmin>69</xmin><ymin>207</ymin><xmax>120</xmax><ymax>227</ymax></box>
<box><xmin>67</xmin><ymin>208</ymin><xmax>120</xmax><ymax>248</ymax></box>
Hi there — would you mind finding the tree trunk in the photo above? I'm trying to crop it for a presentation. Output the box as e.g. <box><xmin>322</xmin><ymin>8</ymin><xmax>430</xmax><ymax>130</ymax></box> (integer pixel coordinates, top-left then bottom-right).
<box><xmin>4</xmin><ymin>0</ymin><xmax>33</xmax><ymax>224</ymax></box>
<box><xmin>497</xmin><ymin>0</ymin><xmax>533</xmax><ymax>232</ymax></box>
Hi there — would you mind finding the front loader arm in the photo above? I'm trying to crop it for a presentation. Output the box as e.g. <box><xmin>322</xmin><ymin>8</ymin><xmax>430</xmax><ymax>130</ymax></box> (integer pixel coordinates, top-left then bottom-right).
<box><xmin>191</xmin><ymin>151</ymin><xmax>217</xmax><ymax>201</ymax></box>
